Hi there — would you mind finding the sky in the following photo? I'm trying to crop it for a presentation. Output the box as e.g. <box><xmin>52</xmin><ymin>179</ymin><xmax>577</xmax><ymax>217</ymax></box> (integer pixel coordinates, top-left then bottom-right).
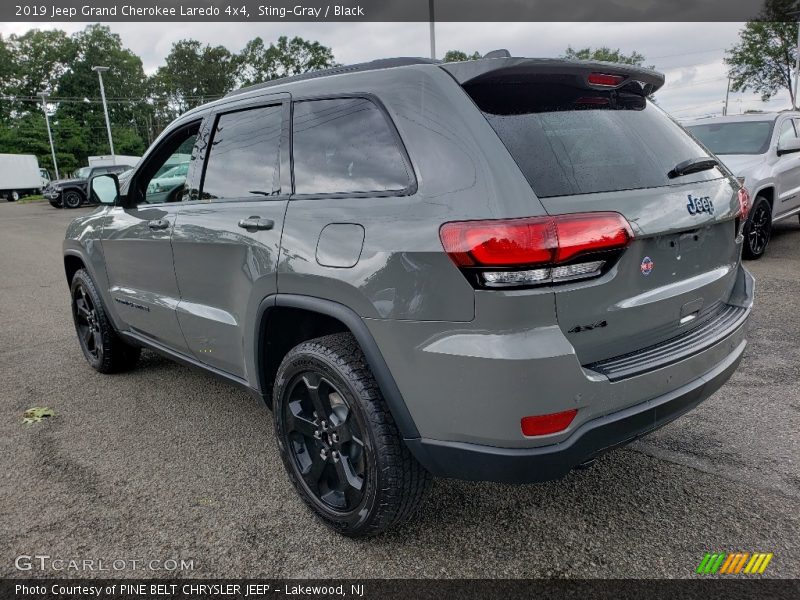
<box><xmin>0</xmin><ymin>21</ymin><xmax>793</xmax><ymax>120</ymax></box>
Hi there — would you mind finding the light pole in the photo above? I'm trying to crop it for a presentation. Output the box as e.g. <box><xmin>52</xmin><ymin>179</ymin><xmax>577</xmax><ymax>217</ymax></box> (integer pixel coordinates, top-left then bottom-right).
<box><xmin>39</xmin><ymin>92</ymin><xmax>59</xmax><ymax>180</ymax></box>
<box><xmin>429</xmin><ymin>0</ymin><xmax>436</xmax><ymax>60</ymax></box>
<box><xmin>794</xmin><ymin>20</ymin><xmax>800</xmax><ymax>110</ymax></box>
<box><xmin>92</xmin><ymin>66</ymin><xmax>115</xmax><ymax>163</ymax></box>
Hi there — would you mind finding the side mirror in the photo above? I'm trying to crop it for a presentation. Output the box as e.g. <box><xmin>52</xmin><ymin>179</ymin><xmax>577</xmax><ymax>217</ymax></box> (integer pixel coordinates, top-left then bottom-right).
<box><xmin>89</xmin><ymin>173</ymin><xmax>119</xmax><ymax>205</ymax></box>
<box><xmin>777</xmin><ymin>137</ymin><xmax>800</xmax><ymax>156</ymax></box>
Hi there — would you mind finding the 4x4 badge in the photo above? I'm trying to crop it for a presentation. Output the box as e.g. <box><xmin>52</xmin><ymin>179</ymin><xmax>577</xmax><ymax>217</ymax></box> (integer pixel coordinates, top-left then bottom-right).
<box><xmin>641</xmin><ymin>256</ymin><xmax>654</xmax><ymax>276</ymax></box>
<box><xmin>687</xmin><ymin>194</ymin><xmax>714</xmax><ymax>215</ymax></box>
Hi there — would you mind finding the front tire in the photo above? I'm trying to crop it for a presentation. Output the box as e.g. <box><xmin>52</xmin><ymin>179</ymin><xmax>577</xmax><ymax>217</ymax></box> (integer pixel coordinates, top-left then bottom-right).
<box><xmin>742</xmin><ymin>195</ymin><xmax>772</xmax><ymax>260</ymax></box>
<box><xmin>9</xmin><ymin>190</ymin><xmax>19</xmax><ymax>202</ymax></box>
<box><xmin>70</xmin><ymin>269</ymin><xmax>140</xmax><ymax>373</ymax></box>
<box><xmin>63</xmin><ymin>190</ymin><xmax>84</xmax><ymax>209</ymax></box>
<box><xmin>273</xmin><ymin>333</ymin><xmax>431</xmax><ymax>537</ymax></box>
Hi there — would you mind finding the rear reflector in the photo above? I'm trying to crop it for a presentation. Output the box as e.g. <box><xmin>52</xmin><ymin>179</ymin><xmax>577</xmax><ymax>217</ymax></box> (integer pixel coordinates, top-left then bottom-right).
<box><xmin>440</xmin><ymin>212</ymin><xmax>632</xmax><ymax>269</ymax></box>
<box><xmin>587</xmin><ymin>73</ymin><xmax>625</xmax><ymax>87</ymax></box>
<box><xmin>521</xmin><ymin>409</ymin><xmax>578</xmax><ymax>436</ymax></box>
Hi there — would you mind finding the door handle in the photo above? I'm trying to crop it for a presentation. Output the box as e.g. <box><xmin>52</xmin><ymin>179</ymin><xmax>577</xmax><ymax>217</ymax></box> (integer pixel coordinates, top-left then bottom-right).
<box><xmin>238</xmin><ymin>216</ymin><xmax>274</xmax><ymax>231</ymax></box>
<box><xmin>147</xmin><ymin>219</ymin><xmax>170</xmax><ymax>230</ymax></box>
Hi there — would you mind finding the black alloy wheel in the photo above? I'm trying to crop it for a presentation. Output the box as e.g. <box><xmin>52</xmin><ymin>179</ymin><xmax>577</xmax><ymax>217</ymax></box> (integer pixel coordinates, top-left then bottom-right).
<box><xmin>69</xmin><ymin>268</ymin><xmax>140</xmax><ymax>373</ymax></box>
<box><xmin>63</xmin><ymin>190</ymin><xmax>83</xmax><ymax>209</ymax></box>
<box><xmin>273</xmin><ymin>333</ymin><xmax>431</xmax><ymax>537</ymax></box>
<box><xmin>282</xmin><ymin>371</ymin><xmax>367</xmax><ymax>512</ymax></box>
<box><xmin>743</xmin><ymin>196</ymin><xmax>772</xmax><ymax>260</ymax></box>
<box><xmin>73</xmin><ymin>282</ymin><xmax>103</xmax><ymax>363</ymax></box>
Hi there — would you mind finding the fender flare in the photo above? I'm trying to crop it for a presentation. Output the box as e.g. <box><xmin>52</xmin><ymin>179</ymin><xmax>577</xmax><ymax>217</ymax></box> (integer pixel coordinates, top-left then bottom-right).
<box><xmin>254</xmin><ymin>294</ymin><xmax>421</xmax><ymax>440</ymax></box>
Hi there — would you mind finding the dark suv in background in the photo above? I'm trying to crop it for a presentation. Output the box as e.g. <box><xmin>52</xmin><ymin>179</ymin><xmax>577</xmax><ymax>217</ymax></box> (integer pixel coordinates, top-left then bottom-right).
<box><xmin>46</xmin><ymin>163</ymin><xmax>133</xmax><ymax>208</ymax></box>
<box><xmin>64</xmin><ymin>56</ymin><xmax>753</xmax><ymax>536</ymax></box>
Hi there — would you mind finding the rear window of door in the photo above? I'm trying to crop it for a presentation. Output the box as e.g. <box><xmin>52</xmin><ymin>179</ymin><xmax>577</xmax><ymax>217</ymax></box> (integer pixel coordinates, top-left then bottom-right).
<box><xmin>291</xmin><ymin>97</ymin><xmax>412</xmax><ymax>196</ymax></box>
<box><xmin>201</xmin><ymin>104</ymin><xmax>283</xmax><ymax>200</ymax></box>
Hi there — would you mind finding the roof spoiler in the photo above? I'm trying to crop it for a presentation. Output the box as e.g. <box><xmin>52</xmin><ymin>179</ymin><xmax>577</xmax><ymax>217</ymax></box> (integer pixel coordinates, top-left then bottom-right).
<box><xmin>441</xmin><ymin>58</ymin><xmax>665</xmax><ymax>96</ymax></box>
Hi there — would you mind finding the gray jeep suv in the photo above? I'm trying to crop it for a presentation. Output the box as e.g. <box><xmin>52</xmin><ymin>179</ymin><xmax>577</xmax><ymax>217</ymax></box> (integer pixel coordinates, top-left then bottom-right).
<box><xmin>64</xmin><ymin>57</ymin><xmax>754</xmax><ymax>537</ymax></box>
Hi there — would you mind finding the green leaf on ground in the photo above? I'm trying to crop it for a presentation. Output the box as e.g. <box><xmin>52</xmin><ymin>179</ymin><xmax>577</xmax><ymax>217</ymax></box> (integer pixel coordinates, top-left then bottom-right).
<box><xmin>22</xmin><ymin>407</ymin><xmax>55</xmax><ymax>424</ymax></box>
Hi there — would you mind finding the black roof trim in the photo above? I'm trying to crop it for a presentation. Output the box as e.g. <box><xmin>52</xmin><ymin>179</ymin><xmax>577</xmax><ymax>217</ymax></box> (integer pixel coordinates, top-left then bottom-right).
<box><xmin>225</xmin><ymin>57</ymin><xmax>439</xmax><ymax>98</ymax></box>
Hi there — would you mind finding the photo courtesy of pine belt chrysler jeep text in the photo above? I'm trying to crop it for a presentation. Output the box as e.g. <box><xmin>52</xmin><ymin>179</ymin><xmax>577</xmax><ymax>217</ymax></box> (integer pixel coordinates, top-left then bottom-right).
<box><xmin>63</xmin><ymin>56</ymin><xmax>754</xmax><ymax>537</ymax></box>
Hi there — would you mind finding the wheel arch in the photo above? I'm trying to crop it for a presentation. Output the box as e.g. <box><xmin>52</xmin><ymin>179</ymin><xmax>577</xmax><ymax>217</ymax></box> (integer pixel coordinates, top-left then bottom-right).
<box><xmin>253</xmin><ymin>294</ymin><xmax>420</xmax><ymax>440</ymax></box>
<box><xmin>753</xmin><ymin>186</ymin><xmax>774</xmax><ymax>212</ymax></box>
<box><xmin>64</xmin><ymin>251</ymin><xmax>87</xmax><ymax>285</ymax></box>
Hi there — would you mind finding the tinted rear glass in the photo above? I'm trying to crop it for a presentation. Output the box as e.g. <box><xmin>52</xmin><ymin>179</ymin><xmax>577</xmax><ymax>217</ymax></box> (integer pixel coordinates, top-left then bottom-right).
<box><xmin>471</xmin><ymin>81</ymin><xmax>716</xmax><ymax>198</ymax></box>
<box><xmin>292</xmin><ymin>98</ymin><xmax>411</xmax><ymax>195</ymax></box>
<box><xmin>686</xmin><ymin>121</ymin><xmax>774</xmax><ymax>155</ymax></box>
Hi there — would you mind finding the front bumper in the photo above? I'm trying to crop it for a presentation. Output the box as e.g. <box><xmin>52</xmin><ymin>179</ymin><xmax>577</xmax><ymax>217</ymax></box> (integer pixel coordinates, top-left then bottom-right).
<box><xmin>406</xmin><ymin>337</ymin><xmax>745</xmax><ymax>483</ymax></box>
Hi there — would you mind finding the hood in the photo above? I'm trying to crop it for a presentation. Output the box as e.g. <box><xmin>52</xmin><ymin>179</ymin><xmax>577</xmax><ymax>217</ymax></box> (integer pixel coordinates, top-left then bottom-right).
<box><xmin>49</xmin><ymin>177</ymin><xmax>85</xmax><ymax>187</ymax></box>
<box><xmin>716</xmin><ymin>154</ymin><xmax>765</xmax><ymax>177</ymax></box>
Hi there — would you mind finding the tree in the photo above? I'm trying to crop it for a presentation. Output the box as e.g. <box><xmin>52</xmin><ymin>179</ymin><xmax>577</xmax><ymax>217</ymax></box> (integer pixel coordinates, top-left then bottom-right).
<box><xmin>563</xmin><ymin>46</ymin><xmax>648</xmax><ymax>67</ymax></box>
<box><xmin>55</xmin><ymin>25</ymin><xmax>149</xmax><ymax>164</ymax></box>
<box><xmin>725</xmin><ymin>0</ymin><xmax>800</xmax><ymax>106</ymax></box>
<box><xmin>237</xmin><ymin>36</ymin><xmax>335</xmax><ymax>86</ymax></box>
<box><xmin>150</xmin><ymin>40</ymin><xmax>238</xmax><ymax>115</ymax></box>
<box><xmin>443</xmin><ymin>50</ymin><xmax>481</xmax><ymax>63</ymax></box>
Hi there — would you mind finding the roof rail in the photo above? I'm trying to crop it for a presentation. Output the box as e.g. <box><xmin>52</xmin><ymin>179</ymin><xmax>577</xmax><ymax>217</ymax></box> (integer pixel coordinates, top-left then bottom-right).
<box><xmin>225</xmin><ymin>57</ymin><xmax>439</xmax><ymax>98</ymax></box>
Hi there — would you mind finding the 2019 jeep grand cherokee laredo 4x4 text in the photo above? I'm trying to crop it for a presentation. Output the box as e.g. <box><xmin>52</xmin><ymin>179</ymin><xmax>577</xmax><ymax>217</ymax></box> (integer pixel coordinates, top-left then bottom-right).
<box><xmin>64</xmin><ymin>57</ymin><xmax>754</xmax><ymax>537</ymax></box>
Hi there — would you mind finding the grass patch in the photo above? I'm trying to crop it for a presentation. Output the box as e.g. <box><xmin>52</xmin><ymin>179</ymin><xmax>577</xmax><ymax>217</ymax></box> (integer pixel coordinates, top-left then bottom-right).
<box><xmin>17</xmin><ymin>195</ymin><xmax>45</xmax><ymax>203</ymax></box>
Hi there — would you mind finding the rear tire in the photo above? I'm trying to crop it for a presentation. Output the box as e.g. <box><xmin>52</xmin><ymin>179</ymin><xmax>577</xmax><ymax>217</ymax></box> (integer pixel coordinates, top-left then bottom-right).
<box><xmin>742</xmin><ymin>195</ymin><xmax>772</xmax><ymax>260</ymax></box>
<box><xmin>273</xmin><ymin>332</ymin><xmax>431</xmax><ymax>537</ymax></box>
<box><xmin>70</xmin><ymin>269</ymin><xmax>140</xmax><ymax>373</ymax></box>
<box><xmin>9</xmin><ymin>190</ymin><xmax>19</xmax><ymax>202</ymax></box>
<box><xmin>63</xmin><ymin>190</ymin><xmax>84</xmax><ymax>209</ymax></box>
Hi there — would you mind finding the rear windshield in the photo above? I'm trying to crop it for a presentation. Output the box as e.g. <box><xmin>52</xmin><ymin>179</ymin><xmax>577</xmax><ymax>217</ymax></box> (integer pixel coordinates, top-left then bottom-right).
<box><xmin>470</xmin><ymin>81</ymin><xmax>717</xmax><ymax>198</ymax></box>
<box><xmin>686</xmin><ymin>121</ymin><xmax>773</xmax><ymax>155</ymax></box>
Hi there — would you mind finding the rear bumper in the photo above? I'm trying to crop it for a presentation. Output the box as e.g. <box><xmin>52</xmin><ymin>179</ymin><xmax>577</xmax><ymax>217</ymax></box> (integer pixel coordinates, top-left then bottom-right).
<box><xmin>406</xmin><ymin>337</ymin><xmax>745</xmax><ymax>483</ymax></box>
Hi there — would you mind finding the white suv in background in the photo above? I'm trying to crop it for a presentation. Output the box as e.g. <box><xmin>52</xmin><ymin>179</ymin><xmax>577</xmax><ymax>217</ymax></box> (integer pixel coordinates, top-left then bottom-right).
<box><xmin>685</xmin><ymin>112</ymin><xmax>800</xmax><ymax>258</ymax></box>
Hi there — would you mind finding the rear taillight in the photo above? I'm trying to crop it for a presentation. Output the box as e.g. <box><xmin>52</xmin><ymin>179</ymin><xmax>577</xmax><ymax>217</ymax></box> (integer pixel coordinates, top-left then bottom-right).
<box><xmin>587</xmin><ymin>72</ymin><xmax>625</xmax><ymax>87</ymax></box>
<box><xmin>737</xmin><ymin>187</ymin><xmax>750</xmax><ymax>219</ymax></box>
<box><xmin>439</xmin><ymin>212</ymin><xmax>632</xmax><ymax>288</ymax></box>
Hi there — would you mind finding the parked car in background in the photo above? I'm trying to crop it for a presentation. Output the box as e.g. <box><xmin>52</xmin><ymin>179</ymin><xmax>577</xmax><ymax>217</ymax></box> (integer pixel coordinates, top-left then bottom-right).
<box><xmin>67</xmin><ymin>56</ymin><xmax>753</xmax><ymax>536</ymax></box>
<box><xmin>45</xmin><ymin>163</ymin><xmax>134</xmax><ymax>208</ymax></box>
<box><xmin>685</xmin><ymin>112</ymin><xmax>800</xmax><ymax>259</ymax></box>
<box><xmin>145</xmin><ymin>162</ymin><xmax>189</xmax><ymax>203</ymax></box>
<box><xmin>0</xmin><ymin>154</ymin><xmax>46</xmax><ymax>201</ymax></box>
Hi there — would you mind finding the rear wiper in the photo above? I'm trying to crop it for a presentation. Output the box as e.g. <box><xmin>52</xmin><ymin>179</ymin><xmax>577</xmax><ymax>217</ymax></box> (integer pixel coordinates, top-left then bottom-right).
<box><xmin>668</xmin><ymin>157</ymin><xmax>719</xmax><ymax>179</ymax></box>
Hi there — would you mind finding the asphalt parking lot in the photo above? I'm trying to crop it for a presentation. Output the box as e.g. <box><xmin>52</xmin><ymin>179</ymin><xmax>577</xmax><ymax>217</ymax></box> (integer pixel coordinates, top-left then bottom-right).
<box><xmin>1</xmin><ymin>199</ymin><xmax>798</xmax><ymax>579</ymax></box>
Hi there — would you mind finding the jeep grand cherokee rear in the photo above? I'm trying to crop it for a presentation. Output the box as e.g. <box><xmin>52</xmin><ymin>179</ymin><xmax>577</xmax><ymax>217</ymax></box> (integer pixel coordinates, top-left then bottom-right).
<box><xmin>65</xmin><ymin>57</ymin><xmax>752</xmax><ymax>537</ymax></box>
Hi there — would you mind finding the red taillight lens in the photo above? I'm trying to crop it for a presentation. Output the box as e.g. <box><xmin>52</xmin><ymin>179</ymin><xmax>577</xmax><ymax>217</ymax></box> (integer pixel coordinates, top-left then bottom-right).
<box><xmin>521</xmin><ymin>409</ymin><xmax>578</xmax><ymax>436</ymax></box>
<box><xmin>737</xmin><ymin>187</ymin><xmax>750</xmax><ymax>219</ymax></box>
<box><xmin>439</xmin><ymin>212</ymin><xmax>632</xmax><ymax>268</ymax></box>
<box><xmin>553</xmin><ymin>213</ymin><xmax>633</xmax><ymax>263</ymax></box>
<box><xmin>439</xmin><ymin>216</ymin><xmax>556</xmax><ymax>267</ymax></box>
<box><xmin>587</xmin><ymin>73</ymin><xmax>625</xmax><ymax>87</ymax></box>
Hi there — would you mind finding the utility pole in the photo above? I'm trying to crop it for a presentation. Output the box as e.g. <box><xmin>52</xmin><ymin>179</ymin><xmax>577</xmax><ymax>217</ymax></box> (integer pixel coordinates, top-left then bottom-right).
<box><xmin>723</xmin><ymin>76</ymin><xmax>731</xmax><ymax>116</ymax></box>
<box><xmin>92</xmin><ymin>66</ymin><xmax>115</xmax><ymax>163</ymax></box>
<box><xmin>794</xmin><ymin>19</ymin><xmax>800</xmax><ymax>110</ymax></box>
<box><xmin>429</xmin><ymin>0</ymin><xmax>436</xmax><ymax>60</ymax></box>
<box><xmin>39</xmin><ymin>92</ymin><xmax>59</xmax><ymax>180</ymax></box>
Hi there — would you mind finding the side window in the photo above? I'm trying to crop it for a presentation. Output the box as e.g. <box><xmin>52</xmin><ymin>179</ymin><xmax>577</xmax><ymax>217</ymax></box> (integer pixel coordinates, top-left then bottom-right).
<box><xmin>292</xmin><ymin>97</ymin><xmax>411</xmax><ymax>195</ymax></box>
<box><xmin>200</xmin><ymin>104</ymin><xmax>283</xmax><ymax>200</ymax></box>
<box><xmin>140</xmin><ymin>130</ymin><xmax>198</xmax><ymax>205</ymax></box>
<box><xmin>778</xmin><ymin>119</ymin><xmax>797</xmax><ymax>146</ymax></box>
